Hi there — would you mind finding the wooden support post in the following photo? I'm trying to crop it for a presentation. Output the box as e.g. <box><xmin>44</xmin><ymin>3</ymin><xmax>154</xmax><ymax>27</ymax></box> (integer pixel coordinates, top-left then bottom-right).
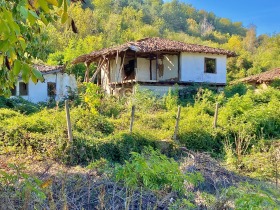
<box><xmin>65</xmin><ymin>100</ymin><xmax>73</xmax><ymax>142</ymax></box>
<box><xmin>173</xmin><ymin>105</ymin><xmax>181</xmax><ymax>141</ymax></box>
<box><xmin>213</xmin><ymin>102</ymin><xmax>219</xmax><ymax>128</ymax></box>
<box><xmin>156</xmin><ymin>54</ymin><xmax>158</xmax><ymax>80</ymax></box>
<box><xmin>276</xmin><ymin>158</ymin><xmax>278</xmax><ymax>188</ymax></box>
<box><xmin>84</xmin><ymin>62</ymin><xmax>90</xmax><ymax>82</ymax></box>
<box><xmin>178</xmin><ymin>53</ymin><xmax>181</xmax><ymax>81</ymax></box>
<box><xmin>149</xmin><ymin>55</ymin><xmax>152</xmax><ymax>80</ymax></box>
<box><xmin>91</xmin><ymin>57</ymin><xmax>106</xmax><ymax>82</ymax></box>
<box><xmin>129</xmin><ymin>105</ymin><xmax>135</xmax><ymax>134</ymax></box>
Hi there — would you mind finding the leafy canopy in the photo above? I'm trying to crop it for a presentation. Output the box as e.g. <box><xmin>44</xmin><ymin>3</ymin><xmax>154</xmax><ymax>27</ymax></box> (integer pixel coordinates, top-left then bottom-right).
<box><xmin>0</xmin><ymin>0</ymin><xmax>75</xmax><ymax>97</ymax></box>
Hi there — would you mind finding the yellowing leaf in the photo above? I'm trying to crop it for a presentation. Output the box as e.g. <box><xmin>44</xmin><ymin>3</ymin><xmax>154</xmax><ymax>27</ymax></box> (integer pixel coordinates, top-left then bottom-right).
<box><xmin>38</xmin><ymin>0</ymin><xmax>50</xmax><ymax>13</ymax></box>
<box><xmin>40</xmin><ymin>179</ymin><xmax>53</xmax><ymax>188</ymax></box>
<box><xmin>0</xmin><ymin>55</ymin><xmax>4</xmax><ymax>65</ymax></box>
<box><xmin>63</xmin><ymin>0</ymin><xmax>67</xmax><ymax>12</ymax></box>
<box><xmin>32</xmin><ymin>68</ymin><xmax>44</xmax><ymax>82</ymax></box>
<box><xmin>46</xmin><ymin>0</ymin><xmax>58</xmax><ymax>7</ymax></box>
<box><xmin>13</xmin><ymin>60</ymin><xmax>22</xmax><ymax>75</ymax></box>
<box><xmin>40</xmin><ymin>14</ymin><xmax>49</xmax><ymax>25</ymax></box>
<box><xmin>31</xmin><ymin>73</ymin><xmax>38</xmax><ymax>84</ymax></box>
<box><xmin>18</xmin><ymin>37</ymin><xmax>27</xmax><ymax>50</ymax></box>
<box><xmin>27</xmin><ymin>12</ymin><xmax>36</xmax><ymax>25</ymax></box>
<box><xmin>58</xmin><ymin>0</ymin><xmax>63</xmax><ymax>7</ymax></box>
<box><xmin>22</xmin><ymin>63</ymin><xmax>31</xmax><ymax>83</ymax></box>
<box><xmin>61</xmin><ymin>12</ymin><xmax>68</xmax><ymax>24</ymax></box>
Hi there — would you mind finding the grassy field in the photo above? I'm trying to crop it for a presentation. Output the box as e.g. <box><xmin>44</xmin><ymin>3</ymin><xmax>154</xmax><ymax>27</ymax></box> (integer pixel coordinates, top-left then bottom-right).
<box><xmin>0</xmin><ymin>83</ymin><xmax>280</xmax><ymax>209</ymax></box>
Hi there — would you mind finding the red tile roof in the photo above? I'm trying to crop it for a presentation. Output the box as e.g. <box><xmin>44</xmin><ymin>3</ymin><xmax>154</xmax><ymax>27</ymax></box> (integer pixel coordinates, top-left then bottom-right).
<box><xmin>33</xmin><ymin>64</ymin><xmax>65</xmax><ymax>74</ymax></box>
<box><xmin>72</xmin><ymin>37</ymin><xmax>236</xmax><ymax>64</ymax></box>
<box><xmin>237</xmin><ymin>68</ymin><xmax>280</xmax><ymax>84</ymax></box>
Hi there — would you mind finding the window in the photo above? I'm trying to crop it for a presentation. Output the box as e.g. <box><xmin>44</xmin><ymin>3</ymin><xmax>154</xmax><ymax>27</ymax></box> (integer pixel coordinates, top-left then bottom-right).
<box><xmin>123</xmin><ymin>59</ymin><xmax>136</xmax><ymax>80</ymax></box>
<box><xmin>47</xmin><ymin>82</ymin><xmax>56</xmax><ymax>97</ymax></box>
<box><xmin>19</xmin><ymin>82</ymin><xmax>28</xmax><ymax>96</ymax></box>
<box><xmin>205</xmin><ymin>58</ymin><xmax>216</xmax><ymax>74</ymax></box>
<box><xmin>11</xmin><ymin>86</ymin><xmax>16</xmax><ymax>96</ymax></box>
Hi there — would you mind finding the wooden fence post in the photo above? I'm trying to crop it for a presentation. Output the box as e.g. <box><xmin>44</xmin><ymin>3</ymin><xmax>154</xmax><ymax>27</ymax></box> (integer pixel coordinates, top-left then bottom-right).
<box><xmin>129</xmin><ymin>105</ymin><xmax>135</xmax><ymax>134</ymax></box>
<box><xmin>173</xmin><ymin>105</ymin><xmax>181</xmax><ymax>141</ymax></box>
<box><xmin>65</xmin><ymin>100</ymin><xmax>73</xmax><ymax>142</ymax></box>
<box><xmin>213</xmin><ymin>102</ymin><xmax>219</xmax><ymax>128</ymax></box>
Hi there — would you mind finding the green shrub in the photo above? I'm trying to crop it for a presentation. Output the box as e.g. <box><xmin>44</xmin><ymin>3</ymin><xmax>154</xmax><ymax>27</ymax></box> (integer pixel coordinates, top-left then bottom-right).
<box><xmin>163</xmin><ymin>87</ymin><xmax>178</xmax><ymax>111</ymax></box>
<box><xmin>129</xmin><ymin>86</ymin><xmax>165</xmax><ymax>112</ymax></box>
<box><xmin>0</xmin><ymin>96</ymin><xmax>40</xmax><ymax>114</ymax></box>
<box><xmin>115</xmin><ymin>147</ymin><xmax>186</xmax><ymax>194</ymax></box>
<box><xmin>224</xmin><ymin>183</ymin><xmax>280</xmax><ymax>210</ymax></box>
<box><xmin>70</xmin><ymin>131</ymin><xmax>177</xmax><ymax>165</ymax></box>
<box><xmin>9</xmin><ymin>97</ymin><xmax>40</xmax><ymax>114</ymax></box>
<box><xmin>71</xmin><ymin>107</ymin><xmax>114</xmax><ymax>136</ymax></box>
<box><xmin>270</xmin><ymin>78</ymin><xmax>280</xmax><ymax>89</ymax></box>
<box><xmin>99</xmin><ymin>96</ymin><xmax>124</xmax><ymax>118</ymax></box>
<box><xmin>0</xmin><ymin>109</ymin><xmax>22</xmax><ymax>120</ymax></box>
<box><xmin>224</xmin><ymin>83</ymin><xmax>249</xmax><ymax>98</ymax></box>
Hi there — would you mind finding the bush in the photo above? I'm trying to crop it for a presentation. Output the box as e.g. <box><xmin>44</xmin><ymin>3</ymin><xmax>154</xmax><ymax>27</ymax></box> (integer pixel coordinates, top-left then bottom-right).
<box><xmin>0</xmin><ymin>109</ymin><xmax>22</xmax><ymax>120</ymax></box>
<box><xmin>224</xmin><ymin>83</ymin><xmax>250</xmax><ymax>98</ymax></box>
<box><xmin>71</xmin><ymin>107</ymin><xmax>114</xmax><ymax>137</ymax></box>
<box><xmin>0</xmin><ymin>97</ymin><xmax>40</xmax><ymax>114</ymax></box>
<box><xmin>223</xmin><ymin>183</ymin><xmax>280</xmax><ymax>209</ymax></box>
<box><xmin>70</xmin><ymin>132</ymin><xmax>176</xmax><ymax>165</ymax></box>
<box><xmin>115</xmin><ymin>147</ymin><xmax>186</xmax><ymax>194</ymax></box>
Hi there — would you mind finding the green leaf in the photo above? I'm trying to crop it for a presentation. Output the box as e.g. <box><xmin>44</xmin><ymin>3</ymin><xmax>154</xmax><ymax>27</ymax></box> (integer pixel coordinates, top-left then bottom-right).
<box><xmin>63</xmin><ymin>0</ymin><xmax>67</xmax><ymax>12</ymax></box>
<box><xmin>0</xmin><ymin>40</ymin><xmax>10</xmax><ymax>52</ymax></box>
<box><xmin>32</xmin><ymin>68</ymin><xmax>44</xmax><ymax>82</ymax></box>
<box><xmin>29</xmin><ymin>10</ymin><xmax>39</xmax><ymax>19</ymax></box>
<box><xmin>13</xmin><ymin>60</ymin><xmax>22</xmax><ymax>75</ymax></box>
<box><xmin>61</xmin><ymin>12</ymin><xmax>68</xmax><ymax>24</ymax></box>
<box><xmin>40</xmin><ymin>14</ymin><xmax>49</xmax><ymax>25</ymax></box>
<box><xmin>20</xmin><ymin>6</ymin><xmax>28</xmax><ymax>19</ymax></box>
<box><xmin>38</xmin><ymin>0</ymin><xmax>50</xmax><ymax>13</ymax></box>
<box><xmin>0</xmin><ymin>55</ymin><xmax>3</xmax><ymax>65</ymax></box>
<box><xmin>0</xmin><ymin>20</ymin><xmax>11</xmax><ymax>34</ymax></box>
<box><xmin>57</xmin><ymin>0</ymin><xmax>63</xmax><ymax>7</ymax></box>
<box><xmin>46</xmin><ymin>0</ymin><xmax>58</xmax><ymax>7</ymax></box>
<box><xmin>31</xmin><ymin>73</ymin><xmax>38</xmax><ymax>84</ymax></box>
<box><xmin>18</xmin><ymin>37</ymin><xmax>27</xmax><ymax>50</ymax></box>
<box><xmin>22</xmin><ymin>63</ymin><xmax>31</xmax><ymax>83</ymax></box>
<box><xmin>27</xmin><ymin>12</ymin><xmax>37</xmax><ymax>25</ymax></box>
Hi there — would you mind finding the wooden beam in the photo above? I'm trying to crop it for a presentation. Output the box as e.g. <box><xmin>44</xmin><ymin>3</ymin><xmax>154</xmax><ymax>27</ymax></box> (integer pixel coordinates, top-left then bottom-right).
<box><xmin>65</xmin><ymin>100</ymin><xmax>73</xmax><ymax>143</ymax></box>
<box><xmin>156</xmin><ymin>53</ymin><xmax>158</xmax><ymax>80</ymax></box>
<box><xmin>90</xmin><ymin>57</ymin><xmax>106</xmax><ymax>82</ymax></box>
<box><xmin>149</xmin><ymin>55</ymin><xmax>152</xmax><ymax>80</ymax></box>
<box><xmin>117</xmin><ymin>52</ymin><xmax>126</xmax><ymax>82</ymax></box>
<box><xmin>178</xmin><ymin>53</ymin><xmax>181</xmax><ymax>81</ymax></box>
<box><xmin>84</xmin><ymin>62</ymin><xmax>90</xmax><ymax>82</ymax></box>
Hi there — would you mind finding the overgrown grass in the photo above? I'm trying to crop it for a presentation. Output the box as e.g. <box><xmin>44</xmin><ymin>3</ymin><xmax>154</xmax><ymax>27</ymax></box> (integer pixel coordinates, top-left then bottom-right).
<box><xmin>0</xmin><ymin>84</ymin><xmax>280</xmax><ymax>180</ymax></box>
<box><xmin>0</xmin><ymin>84</ymin><xmax>280</xmax><ymax>209</ymax></box>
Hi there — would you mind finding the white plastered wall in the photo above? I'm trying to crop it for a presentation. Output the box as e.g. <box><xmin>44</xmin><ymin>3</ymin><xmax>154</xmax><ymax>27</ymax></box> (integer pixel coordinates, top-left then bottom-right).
<box><xmin>15</xmin><ymin>73</ymin><xmax>77</xmax><ymax>103</ymax></box>
<box><xmin>180</xmin><ymin>52</ymin><xmax>227</xmax><ymax>84</ymax></box>
<box><xmin>136</xmin><ymin>55</ymin><xmax>178</xmax><ymax>81</ymax></box>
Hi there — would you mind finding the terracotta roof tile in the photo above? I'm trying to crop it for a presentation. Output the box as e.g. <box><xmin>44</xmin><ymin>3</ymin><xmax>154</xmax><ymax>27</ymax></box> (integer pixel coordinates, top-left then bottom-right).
<box><xmin>236</xmin><ymin>67</ymin><xmax>280</xmax><ymax>84</ymax></box>
<box><xmin>72</xmin><ymin>37</ymin><xmax>236</xmax><ymax>64</ymax></box>
<box><xmin>33</xmin><ymin>64</ymin><xmax>65</xmax><ymax>74</ymax></box>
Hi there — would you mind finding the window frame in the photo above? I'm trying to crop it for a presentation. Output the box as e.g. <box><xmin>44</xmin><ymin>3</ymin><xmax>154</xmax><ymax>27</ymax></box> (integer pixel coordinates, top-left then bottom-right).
<box><xmin>19</xmin><ymin>82</ymin><xmax>28</xmax><ymax>96</ymax></box>
<box><xmin>204</xmin><ymin>57</ymin><xmax>217</xmax><ymax>74</ymax></box>
<box><xmin>47</xmin><ymin>82</ymin><xmax>56</xmax><ymax>97</ymax></box>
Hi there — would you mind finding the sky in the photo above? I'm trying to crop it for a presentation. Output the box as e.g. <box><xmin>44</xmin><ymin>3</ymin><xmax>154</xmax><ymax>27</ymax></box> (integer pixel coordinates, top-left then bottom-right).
<box><xmin>180</xmin><ymin>0</ymin><xmax>280</xmax><ymax>36</ymax></box>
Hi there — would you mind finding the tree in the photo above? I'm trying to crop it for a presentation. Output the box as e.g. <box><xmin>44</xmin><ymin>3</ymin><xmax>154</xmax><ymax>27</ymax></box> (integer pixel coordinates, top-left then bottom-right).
<box><xmin>0</xmin><ymin>0</ymin><xmax>78</xmax><ymax>96</ymax></box>
<box><xmin>243</xmin><ymin>25</ymin><xmax>257</xmax><ymax>53</ymax></box>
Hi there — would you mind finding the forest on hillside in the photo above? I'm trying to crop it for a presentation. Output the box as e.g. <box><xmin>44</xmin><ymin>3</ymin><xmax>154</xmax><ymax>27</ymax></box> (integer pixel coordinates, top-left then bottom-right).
<box><xmin>39</xmin><ymin>0</ymin><xmax>280</xmax><ymax>82</ymax></box>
